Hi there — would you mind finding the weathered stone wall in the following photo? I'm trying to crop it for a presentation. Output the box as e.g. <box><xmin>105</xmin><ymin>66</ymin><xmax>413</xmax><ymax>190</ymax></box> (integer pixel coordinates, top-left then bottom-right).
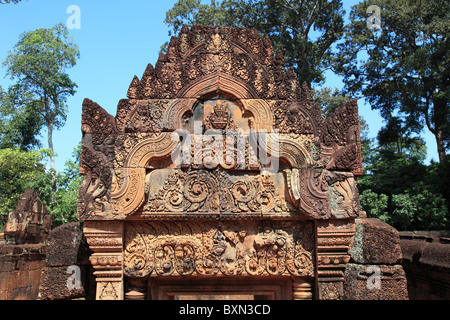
<box><xmin>0</xmin><ymin>243</ymin><xmax>46</xmax><ymax>300</ymax></box>
<box><xmin>344</xmin><ymin>218</ymin><xmax>409</xmax><ymax>300</ymax></box>
<box><xmin>3</xmin><ymin>189</ymin><xmax>51</xmax><ymax>245</ymax></box>
<box><xmin>38</xmin><ymin>222</ymin><xmax>95</xmax><ymax>300</ymax></box>
<box><xmin>0</xmin><ymin>189</ymin><xmax>51</xmax><ymax>300</ymax></box>
<box><xmin>400</xmin><ymin>231</ymin><xmax>450</xmax><ymax>300</ymax></box>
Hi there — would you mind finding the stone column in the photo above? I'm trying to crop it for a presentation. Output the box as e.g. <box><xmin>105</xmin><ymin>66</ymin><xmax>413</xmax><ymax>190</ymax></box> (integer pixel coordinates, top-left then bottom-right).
<box><xmin>292</xmin><ymin>277</ymin><xmax>313</xmax><ymax>300</ymax></box>
<box><xmin>316</xmin><ymin>219</ymin><xmax>355</xmax><ymax>300</ymax></box>
<box><xmin>84</xmin><ymin>221</ymin><xmax>124</xmax><ymax>300</ymax></box>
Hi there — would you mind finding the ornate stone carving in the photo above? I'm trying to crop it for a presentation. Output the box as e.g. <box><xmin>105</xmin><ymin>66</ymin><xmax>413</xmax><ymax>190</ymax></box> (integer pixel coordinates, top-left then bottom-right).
<box><xmin>320</xmin><ymin>100</ymin><xmax>363</xmax><ymax>176</ymax></box>
<box><xmin>142</xmin><ymin>169</ymin><xmax>296</xmax><ymax>217</ymax></box>
<box><xmin>204</xmin><ymin>100</ymin><xmax>237</xmax><ymax>131</ymax></box>
<box><xmin>78</xmin><ymin>25</ymin><xmax>366</xmax><ymax>300</ymax></box>
<box><xmin>326</xmin><ymin>171</ymin><xmax>360</xmax><ymax>219</ymax></box>
<box><xmin>84</xmin><ymin>221</ymin><xmax>124</xmax><ymax>300</ymax></box>
<box><xmin>316</xmin><ymin>220</ymin><xmax>355</xmax><ymax>300</ymax></box>
<box><xmin>124</xmin><ymin>100</ymin><xmax>169</xmax><ymax>134</ymax></box>
<box><xmin>3</xmin><ymin>189</ymin><xmax>52</xmax><ymax>245</ymax></box>
<box><xmin>292</xmin><ymin>278</ymin><xmax>314</xmax><ymax>300</ymax></box>
<box><xmin>125</xmin><ymin>26</ymin><xmax>305</xmax><ymax>101</ymax></box>
<box><xmin>124</xmin><ymin>221</ymin><xmax>314</xmax><ymax>278</ymax></box>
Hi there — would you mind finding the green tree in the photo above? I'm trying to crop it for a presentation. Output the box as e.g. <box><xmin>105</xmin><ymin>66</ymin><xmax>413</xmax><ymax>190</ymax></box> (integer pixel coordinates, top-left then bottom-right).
<box><xmin>359</xmin><ymin>189</ymin><xmax>389</xmax><ymax>221</ymax></box>
<box><xmin>313</xmin><ymin>87</ymin><xmax>351</xmax><ymax>118</ymax></box>
<box><xmin>358</xmin><ymin>123</ymin><xmax>448</xmax><ymax>230</ymax></box>
<box><xmin>0</xmin><ymin>145</ymin><xmax>82</xmax><ymax>230</ymax></box>
<box><xmin>165</xmin><ymin>0</ymin><xmax>346</xmax><ymax>86</ymax></box>
<box><xmin>0</xmin><ymin>0</ymin><xmax>24</xmax><ymax>4</ymax></box>
<box><xmin>3</xmin><ymin>23</ymin><xmax>80</xmax><ymax>172</ymax></box>
<box><xmin>34</xmin><ymin>144</ymin><xmax>82</xmax><ymax>227</ymax></box>
<box><xmin>0</xmin><ymin>148</ymin><xmax>51</xmax><ymax>228</ymax></box>
<box><xmin>333</xmin><ymin>0</ymin><xmax>450</xmax><ymax>163</ymax></box>
<box><xmin>0</xmin><ymin>84</ymin><xmax>43</xmax><ymax>151</ymax></box>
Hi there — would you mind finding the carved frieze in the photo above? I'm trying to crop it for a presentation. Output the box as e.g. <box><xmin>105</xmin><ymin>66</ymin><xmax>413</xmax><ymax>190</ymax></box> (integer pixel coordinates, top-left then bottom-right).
<box><xmin>78</xmin><ymin>25</ymin><xmax>363</xmax><ymax>221</ymax></box>
<box><xmin>141</xmin><ymin>169</ymin><xmax>296</xmax><ymax>217</ymax></box>
<box><xmin>124</xmin><ymin>221</ymin><xmax>315</xmax><ymax>278</ymax></box>
<box><xmin>320</xmin><ymin>99</ymin><xmax>363</xmax><ymax>176</ymax></box>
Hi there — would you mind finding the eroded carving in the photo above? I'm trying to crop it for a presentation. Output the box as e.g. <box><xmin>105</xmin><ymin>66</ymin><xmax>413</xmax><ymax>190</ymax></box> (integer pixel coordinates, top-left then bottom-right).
<box><xmin>124</xmin><ymin>221</ymin><xmax>315</xmax><ymax>278</ymax></box>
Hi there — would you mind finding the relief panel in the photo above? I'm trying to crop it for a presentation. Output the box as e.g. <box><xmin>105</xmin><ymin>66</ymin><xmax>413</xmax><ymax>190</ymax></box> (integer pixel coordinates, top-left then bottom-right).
<box><xmin>124</xmin><ymin>220</ymin><xmax>315</xmax><ymax>278</ymax></box>
<box><xmin>141</xmin><ymin>168</ymin><xmax>297</xmax><ymax>218</ymax></box>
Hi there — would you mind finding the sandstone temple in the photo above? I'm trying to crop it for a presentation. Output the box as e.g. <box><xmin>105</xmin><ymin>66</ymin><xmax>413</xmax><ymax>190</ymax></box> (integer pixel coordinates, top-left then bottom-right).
<box><xmin>75</xmin><ymin>25</ymin><xmax>408</xmax><ymax>300</ymax></box>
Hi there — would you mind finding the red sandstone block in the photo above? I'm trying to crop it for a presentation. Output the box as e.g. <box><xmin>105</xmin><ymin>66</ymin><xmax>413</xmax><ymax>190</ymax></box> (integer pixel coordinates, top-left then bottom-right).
<box><xmin>351</xmin><ymin>218</ymin><xmax>403</xmax><ymax>265</ymax></box>
<box><xmin>15</xmin><ymin>287</ymin><xmax>29</xmax><ymax>300</ymax></box>
<box><xmin>17</xmin><ymin>272</ymin><xmax>29</xmax><ymax>288</ymax></box>
<box><xmin>7</xmin><ymin>271</ymin><xmax>19</xmax><ymax>292</ymax></box>
<box><xmin>0</xmin><ymin>272</ymin><xmax>9</xmax><ymax>292</ymax></box>
<box><xmin>0</xmin><ymin>259</ymin><xmax>15</xmax><ymax>272</ymax></box>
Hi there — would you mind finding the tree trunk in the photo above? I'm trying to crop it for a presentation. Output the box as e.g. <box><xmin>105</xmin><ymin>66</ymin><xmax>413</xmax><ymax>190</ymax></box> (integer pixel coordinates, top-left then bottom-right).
<box><xmin>435</xmin><ymin>130</ymin><xmax>446</xmax><ymax>164</ymax></box>
<box><xmin>432</xmin><ymin>97</ymin><xmax>448</xmax><ymax>164</ymax></box>
<box><xmin>48</xmin><ymin>121</ymin><xmax>54</xmax><ymax>170</ymax></box>
<box><xmin>48</xmin><ymin>119</ymin><xmax>56</xmax><ymax>189</ymax></box>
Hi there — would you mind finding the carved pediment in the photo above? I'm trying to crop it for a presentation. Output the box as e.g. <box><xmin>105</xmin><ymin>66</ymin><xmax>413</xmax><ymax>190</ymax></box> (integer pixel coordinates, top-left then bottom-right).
<box><xmin>78</xmin><ymin>26</ymin><xmax>362</xmax><ymax>221</ymax></box>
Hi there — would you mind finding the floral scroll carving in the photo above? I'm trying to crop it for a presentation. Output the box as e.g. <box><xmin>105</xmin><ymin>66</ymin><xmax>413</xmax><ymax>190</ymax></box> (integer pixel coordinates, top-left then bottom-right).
<box><xmin>143</xmin><ymin>169</ymin><xmax>296</xmax><ymax>217</ymax></box>
<box><xmin>124</xmin><ymin>221</ymin><xmax>315</xmax><ymax>278</ymax></box>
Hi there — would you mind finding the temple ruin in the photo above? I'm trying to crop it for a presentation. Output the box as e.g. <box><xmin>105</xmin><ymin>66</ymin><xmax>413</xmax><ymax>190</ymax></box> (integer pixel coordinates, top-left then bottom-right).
<box><xmin>77</xmin><ymin>25</ymin><xmax>406</xmax><ymax>300</ymax></box>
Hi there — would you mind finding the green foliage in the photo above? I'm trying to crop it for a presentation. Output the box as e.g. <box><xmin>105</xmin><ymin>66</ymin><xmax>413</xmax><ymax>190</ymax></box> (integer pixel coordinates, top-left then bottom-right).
<box><xmin>0</xmin><ymin>0</ymin><xmax>24</xmax><ymax>4</ymax></box>
<box><xmin>164</xmin><ymin>0</ymin><xmax>346</xmax><ymax>86</ymax></box>
<box><xmin>313</xmin><ymin>87</ymin><xmax>351</xmax><ymax>118</ymax></box>
<box><xmin>0</xmin><ymin>148</ymin><xmax>51</xmax><ymax>228</ymax></box>
<box><xmin>376</xmin><ymin>117</ymin><xmax>428</xmax><ymax>161</ymax></box>
<box><xmin>0</xmin><ymin>145</ymin><xmax>82</xmax><ymax>230</ymax></box>
<box><xmin>165</xmin><ymin>0</ymin><xmax>243</xmax><ymax>36</ymax></box>
<box><xmin>390</xmin><ymin>190</ymin><xmax>447</xmax><ymax>231</ymax></box>
<box><xmin>2</xmin><ymin>23</ymin><xmax>80</xmax><ymax>170</ymax></box>
<box><xmin>334</xmin><ymin>0</ymin><xmax>450</xmax><ymax>162</ymax></box>
<box><xmin>359</xmin><ymin>135</ymin><xmax>449</xmax><ymax>230</ymax></box>
<box><xmin>37</xmin><ymin>144</ymin><xmax>82</xmax><ymax>227</ymax></box>
<box><xmin>0</xmin><ymin>84</ymin><xmax>43</xmax><ymax>151</ymax></box>
<box><xmin>360</xmin><ymin>190</ymin><xmax>389</xmax><ymax>222</ymax></box>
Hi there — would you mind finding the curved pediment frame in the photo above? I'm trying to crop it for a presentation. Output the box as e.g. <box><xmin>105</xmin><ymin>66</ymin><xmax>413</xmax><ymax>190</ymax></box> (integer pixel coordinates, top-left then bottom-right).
<box><xmin>78</xmin><ymin>25</ymin><xmax>362</xmax><ymax>222</ymax></box>
<box><xmin>78</xmin><ymin>25</ymin><xmax>365</xmax><ymax>302</ymax></box>
<box><xmin>109</xmin><ymin>82</ymin><xmax>315</xmax><ymax>219</ymax></box>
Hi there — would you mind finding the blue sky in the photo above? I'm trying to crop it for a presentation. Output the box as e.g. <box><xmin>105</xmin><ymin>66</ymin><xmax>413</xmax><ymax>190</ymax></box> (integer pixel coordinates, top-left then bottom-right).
<box><xmin>0</xmin><ymin>0</ymin><xmax>438</xmax><ymax>172</ymax></box>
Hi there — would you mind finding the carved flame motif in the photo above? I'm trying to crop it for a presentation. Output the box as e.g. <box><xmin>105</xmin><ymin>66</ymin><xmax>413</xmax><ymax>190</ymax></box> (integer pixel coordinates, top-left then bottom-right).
<box><xmin>205</xmin><ymin>100</ymin><xmax>235</xmax><ymax>130</ymax></box>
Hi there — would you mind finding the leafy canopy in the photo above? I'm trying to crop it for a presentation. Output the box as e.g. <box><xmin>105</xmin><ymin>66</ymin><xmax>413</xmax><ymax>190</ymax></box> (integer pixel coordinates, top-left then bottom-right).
<box><xmin>333</xmin><ymin>0</ymin><xmax>450</xmax><ymax>162</ymax></box>
<box><xmin>3</xmin><ymin>22</ymin><xmax>80</xmax><ymax>170</ymax></box>
<box><xmin>165</xmin><ymin>0</ymin><xmax>346</xmax><ymax>86</ymax></box>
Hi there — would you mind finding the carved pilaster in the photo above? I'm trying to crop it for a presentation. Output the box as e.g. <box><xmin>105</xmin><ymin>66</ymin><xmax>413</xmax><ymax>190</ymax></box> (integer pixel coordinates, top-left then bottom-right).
<box><xmin>125</xmin><ymin>277</ymin><xmax>147</xmax><ymax>300</ymax></box>
<box><xmin>84</xmin><ymin>221</ymin><xmax>124</xmax><ymax>300</ymax></box>
<box><xmin>292</xmin><ymin>277</ymin><xmax>313</xmax><ymax>300</ymax></box>
<box><xmin>316</xmin><ymin>219</ymin><xmax>355</xmax><ymax>300</ymax></box>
